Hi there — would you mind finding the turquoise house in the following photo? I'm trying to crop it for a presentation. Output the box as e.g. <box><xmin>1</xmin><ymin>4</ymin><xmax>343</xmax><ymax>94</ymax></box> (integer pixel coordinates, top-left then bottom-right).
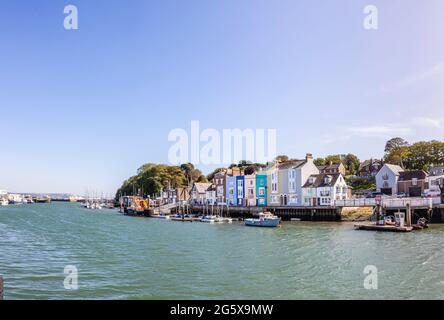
<box><xmin>256</xmin><ymin>174</ymin><xmax>267</xmax><ymax>207</ymax></box>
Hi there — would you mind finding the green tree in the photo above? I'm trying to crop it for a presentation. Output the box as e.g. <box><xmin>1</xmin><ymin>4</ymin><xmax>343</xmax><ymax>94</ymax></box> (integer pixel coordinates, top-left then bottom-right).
<box><xmin>384</xmin><ymin>137</ymin><xmax>409</xmax><ymax>154</ymax></box>
<box><xmin>314</xmin><ymin>158</ymin><xmax>326</xmax><ymax>166</ymax></box>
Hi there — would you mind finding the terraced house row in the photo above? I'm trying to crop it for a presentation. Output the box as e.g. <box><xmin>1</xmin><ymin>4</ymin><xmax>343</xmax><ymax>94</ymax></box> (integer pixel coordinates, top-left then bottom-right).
<box><xmin>191</xmin><ymin>154</ymin><xmax>351</xmax><ymax>207</ymax></box>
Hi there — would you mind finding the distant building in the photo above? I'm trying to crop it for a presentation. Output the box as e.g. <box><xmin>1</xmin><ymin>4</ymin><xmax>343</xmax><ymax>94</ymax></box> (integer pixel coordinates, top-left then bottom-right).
<box><xmin>357</xmin><ymin>159</ymin><xmax>384</xmax><ymax>178</ymax></box>
<box><xmin>190</xmin><ymin>183</ymin><xmax>213</xmax><ymax>205</ymax></box>
<box><xmin>302</xmin><ymin>173</ymin><xmax>349</xmax><ymax>206</ymax></box>
<box><xmin>376</xmin><ymin>164</ymin><xmax>404</xmax><ymax>196</ymax></box>
<box><xmin>176</xmin><ymin>187</ymin><xmax>190</xmax><ymax>203</ymax></box>
<box><xmin>317</xmin><ymin>162</ymin><xmax>346</xmax><ymax>176</ymax></box>
<box><xmin>397</xmin><ymin>170</ymin><xmax>428</xmax><ymax>197</ymax></box>
<box><xmin>429</xmin><ymin>165</ymin><xmax>444</xmax><ymax>177</ymax></box>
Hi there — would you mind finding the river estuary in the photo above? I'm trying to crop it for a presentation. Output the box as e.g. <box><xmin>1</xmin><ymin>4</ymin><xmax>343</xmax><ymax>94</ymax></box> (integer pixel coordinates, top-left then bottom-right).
<box><xmin>0</xmin><ymin>202</ymin><xmax>443</xmax><ymax>299</ymax></box>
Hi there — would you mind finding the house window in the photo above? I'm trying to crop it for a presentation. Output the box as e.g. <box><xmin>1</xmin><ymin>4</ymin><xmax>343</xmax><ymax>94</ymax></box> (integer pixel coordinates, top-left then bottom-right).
<box><xmin>412</xmin><ymin>178</ymin><xmax>418</xmax><ymax>186</ymax></box>
<box><xmin>258</xmin><ymin>187</ymin><xmax>265</xmax><ymax>196</ymax></box>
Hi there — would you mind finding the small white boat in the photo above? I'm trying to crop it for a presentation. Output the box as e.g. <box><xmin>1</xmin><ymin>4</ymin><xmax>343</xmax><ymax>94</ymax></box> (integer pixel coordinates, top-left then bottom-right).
<box><xmin>245</xmin><ymin>212</ymin><xmax>281</xmax><ymax>228</ymax></box>
<box><xmin>151</xmin><ymin>214</ymin><xmax>170</xmax><ymax>219</ymax></box>
<box><xmin>171</xmin><ymin>214</ymin><xmax>193</xmax><ymax>222</ymax></box>
<box><xmin>200</xmin><ymin>215</ymin><xmax>216</xmax><ymax>223</ymax></box>
<box><xmin>214</xmin><ymin>216</ymin><xmax>233</xmax><ymax>223</ymax></box>
<box><xmin>1</xmin><ymin>199</ymin><xmax>8</xmax><ymax>206</ymax></box>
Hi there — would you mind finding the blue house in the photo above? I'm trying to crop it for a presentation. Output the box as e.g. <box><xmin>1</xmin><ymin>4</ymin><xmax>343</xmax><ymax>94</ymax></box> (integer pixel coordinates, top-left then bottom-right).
<box><xmin>225</xmin><ymin>176</ymin><xmax>237</xmax><ymax>206</ymax></box>
<box><xmin>236</xmin><ymin>176</ymin><xmax>245</xmax><ymax>206</ymax></box>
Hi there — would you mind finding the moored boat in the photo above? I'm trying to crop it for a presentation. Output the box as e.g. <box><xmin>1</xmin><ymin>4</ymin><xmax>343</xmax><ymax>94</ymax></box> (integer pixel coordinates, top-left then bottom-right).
<box><xmin>171</xmin><ymin>214</ymin><xmax>193</xmax><ymax>222</ymax></box>
<box><xmin>1</xmin><ymin>199</ymin><xmax>8</xmax><ymax>206</ymax></box>
<box><xmin>200</xmin><ymin>215</ymin><xmax>216</xmax><ymax>223</ymax></box>
<box><xmin>245</xmin><ymin>212</ymin><xmax>281</xmax><ymax>228</ymax></box>
<box><xmin>151</xmin><ymin>213</ymin><xmax>171</xmax><ymax>219</ymax></box>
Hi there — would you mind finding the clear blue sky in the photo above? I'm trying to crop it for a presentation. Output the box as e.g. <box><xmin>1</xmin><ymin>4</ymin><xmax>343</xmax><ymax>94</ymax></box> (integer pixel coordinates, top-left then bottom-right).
<box><xmin>1</xmin><ymin>0</ymin><xmax>444</xmax><ymax>195</ymax></box>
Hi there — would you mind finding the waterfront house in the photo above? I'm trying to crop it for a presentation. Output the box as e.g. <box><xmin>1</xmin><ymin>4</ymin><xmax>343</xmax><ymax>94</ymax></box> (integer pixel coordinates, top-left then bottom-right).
<box><xmin>267</xmin><ymin>153</ymin><xmax>319</xmax><ymax>206</ymax></box>
<box><xmin>267</xmin><ymin>162</ymin><xmax>281</xmax><ymax>206</ymax></box>
<box><xmin>205</xmin><ymin>184</ymin><xmax>217</xmax><ymax>205</ymax></box>
<box><xmin>357</xmin><ymin>159</ymin><xmax>384</xmax><ymax>178</ymax></box>
<box><xmin>190</xmin><ymin>183</ymin><xmax>213</xmax><ymax>205</ymax></box>
<box><xmin>244</xmin><ymin>174</ymin><xmax>256</xmax><ymax>207</ymax></box>
<box><xmin>375</xmin><ymin>164</ymin><xmax>404</xmax><ymax>196</ymax></box>
<box><xmin>236</xmin><ymin>175</ymin><xmax>245</xmax><ymax>206</ymax></box>
<box><xmin>302</xmin><ymin>173</ymin><xmax>349</xmax><ymax>206</ymax></box>
<box><xmin>427</xmin><ymin>165</ymin><xmax>444</xmax><ymax>199</ymax></box>
<box><xmin>213</xmin><ymin>171</ymin><xmax>227</xmax><ymax>205</ymax></box>
<box><xmin>225</xmin><ymin>175</ymin><xmax>237</xmax><ymax>206</ymax></box>
<box><xmin>397</xmin><ymin>170</ymin><xmax>428</xmax><ymax>197</ymax></box>
<box><xmin>255</xmin><ymin>174</ymin><xmax>267</xmax><ymax>207</ymax></box>
<box><xmin>176</xmin><ymin>187</ymin><xmax>190</xmax><ymax>204</ymax></box>
<box><xmin>317</xmin><ymin>162</ymin><xmax>346</xmax><ymax>176</ymax></box>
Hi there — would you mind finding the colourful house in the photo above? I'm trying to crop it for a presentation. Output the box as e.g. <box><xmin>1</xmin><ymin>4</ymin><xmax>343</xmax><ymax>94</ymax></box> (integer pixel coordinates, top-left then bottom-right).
<box><xmin>236</xmin><ymin>175</ymin><xmax>245</xmax><ymax>206</ymax></box>
<box><xmin>225</xmin><ymin>176</ymin><xmax>237</xmax><ymax>206</ymax></box>
<box><xmin>244</xmin><ymin>174</ymin><xmax>256</xmax><ymax>206</ymax></box>
<box><xmin>255</xmin><ymin>174</ymin><xmax>267</xmax><ymax>207</ymax></box>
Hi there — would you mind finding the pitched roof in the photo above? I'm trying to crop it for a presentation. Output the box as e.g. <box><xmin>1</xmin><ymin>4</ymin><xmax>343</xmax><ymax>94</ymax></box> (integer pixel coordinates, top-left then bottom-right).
<box><xmin>193</xmin><ymin>183</ymin><xmax>212</xmax><ymax>193</ymax></box>
<box><xmin>277</xmin><ymin>159</ymin><xmax>306</xmax><ymax>170</ymax></box>
<box><xmin>384</xmin><ymin>164</ymin><xmax>404</xmax><ymax>175</ymax></box>
<box><xmin>302</xmin><ymin>173</ymin><xmax>342</xmax><ymax>188</ymax></box>
<box><xmin>317</xmin><ymin>163</ymin><xmax>343</xmax><ymax>171</ymax></box>
<box><xmin>399</xmin><ymin>170</ymin><xmax>428</xmax><ymax>181</ymax></box>
<box><xmin>358</xmin><ymin>159</ymin><xmax>383</xmax><ymax>171</ymax></box>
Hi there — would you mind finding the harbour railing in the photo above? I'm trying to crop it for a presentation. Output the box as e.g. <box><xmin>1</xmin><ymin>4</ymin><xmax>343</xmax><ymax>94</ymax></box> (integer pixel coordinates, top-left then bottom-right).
<box><xmin>334</xmin><ymin>197</ymin><xmax>440</xmax><ymax>208</ymax></box>
<box><xmin>334</xmin><ymin>198</ymin><xmax>376</xmax><ymax>207</ymax></box>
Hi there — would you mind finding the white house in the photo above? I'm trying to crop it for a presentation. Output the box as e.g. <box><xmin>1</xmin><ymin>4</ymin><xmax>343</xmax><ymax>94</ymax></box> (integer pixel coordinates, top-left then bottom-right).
<box><xmin>190</xmin><ymin>183</ymin><xmax>213</xmax><ymax>205</ymax></box>
<box><xmin>376</xmin><ymin>164</ymin><xmax>404</xmax><ymax>196</ymax></box>
<box><xmin>427</xmin><ymin>165</ymin><xmax>444</xmax><ymax>198</ymax></box>
<box><xmin>302</xmin><ymin>173</ymin><xmax>349</xmax><ymax>206</ymax></box>
<box><xmin>267</xmin><ymin>153</ymin><xmax>319</xmax><ymax>206</ymax></box>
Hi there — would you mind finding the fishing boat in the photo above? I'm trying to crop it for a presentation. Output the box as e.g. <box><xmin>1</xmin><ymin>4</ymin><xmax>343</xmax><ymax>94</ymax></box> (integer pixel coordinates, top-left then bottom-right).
<box><xmin>245</xmin><ymin>212</ymin><xmax>281</xmax><ymax>228</ymax></box>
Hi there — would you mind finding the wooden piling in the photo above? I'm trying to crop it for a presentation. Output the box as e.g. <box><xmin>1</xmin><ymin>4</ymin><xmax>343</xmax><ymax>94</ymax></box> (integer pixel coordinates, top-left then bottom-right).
<box><xmin>406</xmin><ymin>203</ymin><xmax>412</xmax><ymax>227</ymax></box>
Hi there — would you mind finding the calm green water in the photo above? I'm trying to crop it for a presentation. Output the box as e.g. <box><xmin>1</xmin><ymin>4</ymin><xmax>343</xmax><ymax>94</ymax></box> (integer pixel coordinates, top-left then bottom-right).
<box><xmin>1</xmin><ymin>202</ymin><xmax>443</xmax><ymax>300</ymax></box>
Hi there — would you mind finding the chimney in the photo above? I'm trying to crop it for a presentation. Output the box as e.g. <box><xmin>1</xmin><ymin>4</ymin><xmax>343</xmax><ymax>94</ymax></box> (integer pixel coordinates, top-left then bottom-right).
<box><xmin>306</xmin><ymin>153</ymin><xmax>313</xmax><ymax>162</ymax></box>
<box><xmin>329</xmin><ymin>161</ymin><xmax>333</xmax><ymax>166</ymax></box>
